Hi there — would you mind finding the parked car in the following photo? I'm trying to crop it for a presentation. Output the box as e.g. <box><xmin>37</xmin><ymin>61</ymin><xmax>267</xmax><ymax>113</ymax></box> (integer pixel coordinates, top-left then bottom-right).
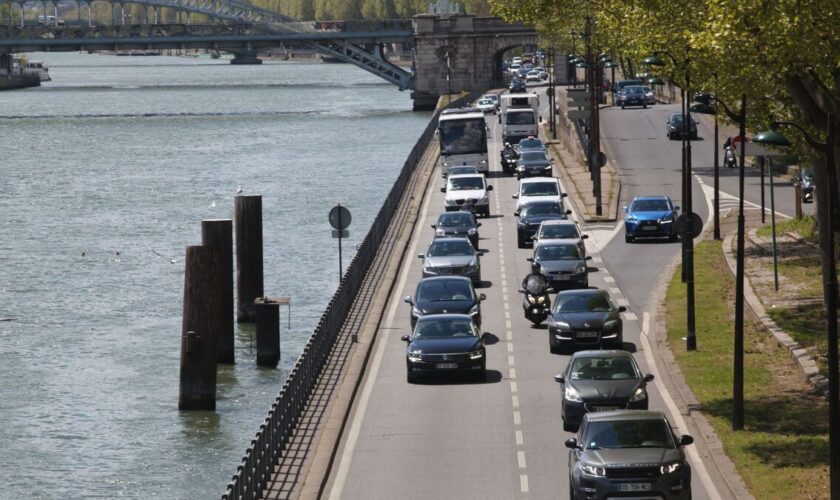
<box><xmin>404</xmin><ymin>276</ymin><xmax>485</xmax><ymax>328</ymax></box>
<box><xmin>509</xmin><ymin>78</ymin><xmax>527</xmax><ymax>93</ymax></box>
<box><xmin>616</xmin><ymin>85</ymin><xmax>651</xmax><ymax>109</ymax></box>
<box><xmin>431</xmin><ymin>211</ymin><xmax>481</xmax><ymax>248</ymax></box>
<box><xmin>624</xmin><ymin>195</ymin><xmax>679</xmax><ymax>243</ymax></box>
<box><xmin>401</xmin><ymin>314</ymin><xmax>489</xmax><ymax>383</ymax></box>
<box><xmin>442</xmin><ymin>173</ymin><xmax>493</xmax><ymax>216</ymax></box>
<box><xmin>513</xmin><ymin>177</ymin><xmax>567</xmax><ymax>211</ymax></box>
<box><xmin>534</xmin><ymin>219</ymin><xmax>587</xmax><ymax>256</ymax></box>
<box><xmin>445</xmin><ymin>165</ymin><xmax>479</xmax><ymax>176</ymax></box>
<box><xmin>529</xmin><ymin>239</ymin><xmax>591</xmax><ymax>290</ymax></box>
<box><xmin>554</xmin><ymin>350</ymin><xmax>654</xmax><ymax>431</ymax></box>
<box><xmin>666</xmin><ymin>113</ymin><xmax>698</xmax><ymax>139</ymax></box>
<box><xmin>525</xmin><ymin>69</ymin><xmax>542</xmax><ymax>82</ymax></box>
<box><xmin>418</xmin><ymin>236</ymin><xmax>483</xmax><ymax>284</ymax></box>
<box><xmin>566</xmin><ymin>411</ymin><xmax>693</xmax><ymax>499</ymax></box>
<box><xmin>515</xmin><ymin>150</ymin><xmax>554</xmax><ymax>179</ymax></box>
<box><xmin>477</xmin><ymin>98</ymin><xmax>496</xmax><ymax>114</ymax></box>
<box><xmin>548</xmin><ymin>288</ymin><xmax>625</xmax><ymax>353</ymax></box>
<box><xmin>516</xmin><ymin>200</ymin><xmax>571</xmax><ymax>248</ymax></box>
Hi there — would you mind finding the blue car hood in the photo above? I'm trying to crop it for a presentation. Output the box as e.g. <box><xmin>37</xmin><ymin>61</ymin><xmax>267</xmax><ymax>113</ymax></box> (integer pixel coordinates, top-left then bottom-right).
<box><xmin>628</xmin><ymin>210</ymin><xmax>672</xmax><ymax>222</ymax></box>
<box><xmin>409</xmin><ymin>337</ymin><xmax>481</xmax><ymax>354</ymax></box>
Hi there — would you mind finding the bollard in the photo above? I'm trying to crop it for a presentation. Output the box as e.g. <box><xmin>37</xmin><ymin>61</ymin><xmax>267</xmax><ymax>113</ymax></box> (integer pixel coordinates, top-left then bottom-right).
<box><xmin>255</xmin><ymin>297</ymin><xmax>280</xmax><ymax>367</ymax></box>
<box><xmin>235</xmin><ymin>195</ymin><xmax>264</xmax><ymax>323</ymax></box>
<box><xmin>179</xmin><ymin>245</ymin><xmax>222</xmax><ymax>411</ymax></box>
<box><xmin>202</xmin><ymin>219</ymin><xmax>234</xmax><ymax>364</ymax></box>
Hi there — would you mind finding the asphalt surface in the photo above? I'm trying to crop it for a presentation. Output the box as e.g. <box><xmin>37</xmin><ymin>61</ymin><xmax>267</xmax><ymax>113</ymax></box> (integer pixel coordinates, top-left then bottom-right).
<box><xmin>320</xmin><ymin>87</ymin><xmax>738</xmax><ymax>499</ymax></box>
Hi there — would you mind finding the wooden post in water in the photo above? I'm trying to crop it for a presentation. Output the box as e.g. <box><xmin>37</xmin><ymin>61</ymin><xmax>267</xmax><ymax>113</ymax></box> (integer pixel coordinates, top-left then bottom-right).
<box><xmin>235</xmin><ymin>195</ymin><xmax>264</xmax><ymax>323</ymax></box>
<box><xmin>255</xmin><ymin>297</ymin><xmax>280</xmax><ymax>367</ymax></box>
<box><xmin>202</xmin><ymin>219</ymin><xmax>234</xmax><ymax>364</ymax></box>
<box><xmin>178</xmin><ymin>245</ymin><xmax>222</xmax><ymax>411</ymax></box>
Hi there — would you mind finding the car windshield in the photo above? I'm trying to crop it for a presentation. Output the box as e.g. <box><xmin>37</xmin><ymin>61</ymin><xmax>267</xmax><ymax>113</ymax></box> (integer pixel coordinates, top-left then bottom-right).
<box><xmin>520</xmin><ymin>151</ymin><xmax>548</xmax><ymax>162</ymax></box>
<box><xmin>670</xmin><ymin>114</ymin><xmax>695</xmax><ymax>125</ymax></box>
<box><xmin>449</xmin><ymin>177</ymin><xmax>484</xmax><ymax>190</ymax></box>
<box><xmin>522</xmin><ymin>203</ymin><xmax>563</xmax><ymax>217</ymax></box>
<box><xmin>540</xmin><ymin>225</ymin><xmax>578</xmax><ymax>239</ymax></box>
<box><xmin>416</xmin><ymin>280</ymin><xmax>473</xmax><ymax>302</ymax></box>
<box><xmin>507</xmin><ymin>112</ymin><xmax>535</xmax><ymax>125</ymax></box>
<box><xmin>438</xmin><ymin>213</ymin><xmax>475</xmax><ymax>228</ymax></box>
<box><xmin>556</xmin><ymin>293</ymin><xmax>611</xmax><ymax>312</ymax></box>
<box><xmin>583</xmin><ymin>419</ymin><xmax>675</xmax><ymax>450</ymax></box>
<box><xmin>448</xmin><ymin>166</ymin><xmax>478</xmax><ymax>175</ymax></box>
<box><xmin>427</xmin><ymin>240</ymin><xmax>474</xmax><ymax>257</ymax></box>
<box><xmin>479</xmin><ymin>99</ymin><xmax>493</xmax><ymax>106</ymax></box>
<box><xmin>631</xmin><ymin>199</ymin><xmax>671</xmax><ymax>212</ymax></box>
<box><xmin>414</xmin><ymin>318</ymin><xmax>477</xmax><ymax>339</ymax></box>
<box><xmin>569</xmin><ymin>356</ymin><xmax>639</xmax><ymax>381</ymax></box>
<box><xmin>536</xmin><ymin>244</ymin><xmax>581</xmax><ymax>261</ymax></box>
<box><xmin>522</xmin><ymin>182</ymin><xmax>559</xmax><ymax>196</ymax></box>
<box><xmin>625</xmin><ymin>86</ymin><xmax>645</xmax><ymax>95</ymax></box>
<box><xmin>518</xmin><ymin>139</ymin><xmax>543</xmax><ymax>150</ymax></box>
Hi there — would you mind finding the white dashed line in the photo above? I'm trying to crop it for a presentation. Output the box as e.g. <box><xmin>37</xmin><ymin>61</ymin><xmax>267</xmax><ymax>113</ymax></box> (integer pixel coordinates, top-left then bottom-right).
<box><xmin>616</xmin><ymin>297</ymin><xmax>630</xmax><ymax>307</ymax></box>
<box><xmin>510</xmin><ymin>380</ymin><xmax>518</xmax><ymax>392</ymax></box>
<box><xmin>505</xmin><ymin>319</ymin><xmax>512</xmax><ymax>329</ymax></box>
<box><xmin>507</xmin><ymin>343</ymin><xmax>514</xmax><ymax>352</ymax></box>
<box><xmin>512</xmin><ymin>395</ymin><xmax>520</xmax><ymax>408</ymax></box>
<box><xmin>508</xmin><ymin>355</ymin><xmax>515</xmax><ymax>366</ymax></box>
<box><xmin>609</xmin><ymin>287</ymin><xmax>621</xmax><ymax>295</ymax></box>
<box><xmin>504</xmin><ymin>305</ymin><xmax>510</xmax><ymax>313</ymax></box>
<box><xmin>515</xmin><ymin>430</ymin><xmax>524</xmax><ymax>445</ymax></box>
<box><xmin>513</xmin><ymin>411</ymin><xmax>521</xmax><ymax>425</ymax></box>
<box><xmin>510</xmin><ymin>368</ymin><xmax>517</xmax><ymax>379</ymax></box>
<box><xmin>517</xmin><ymin>451</ymin><xmax>527</xmax><ymax>469</ymax></box>
<box><xmin>520</xmin><ymin>475</ymin><xmax>529</xmax><ymax>493</ymax></box>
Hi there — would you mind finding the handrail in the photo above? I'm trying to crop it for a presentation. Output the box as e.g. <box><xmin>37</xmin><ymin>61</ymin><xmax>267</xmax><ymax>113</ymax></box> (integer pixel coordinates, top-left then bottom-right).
<box><xmin>221</xmin><ymin>92</ymin><xmax>478</xmax><ymax>500</ymax></box>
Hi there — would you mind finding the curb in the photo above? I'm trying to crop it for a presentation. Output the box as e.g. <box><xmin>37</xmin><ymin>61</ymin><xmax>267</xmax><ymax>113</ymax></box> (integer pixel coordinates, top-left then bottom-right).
<box><xmin>722</xmin><ymin>229</ymin><xmax>829</xmax><ymax>393</ymax></box>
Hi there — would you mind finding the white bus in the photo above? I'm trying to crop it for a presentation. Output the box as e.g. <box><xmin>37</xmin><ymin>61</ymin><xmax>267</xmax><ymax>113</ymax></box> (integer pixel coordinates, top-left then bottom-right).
<box><xmin>437</xmin><ymin>108</ymin><xmax>488</xmax><ymax>176</ymax></box>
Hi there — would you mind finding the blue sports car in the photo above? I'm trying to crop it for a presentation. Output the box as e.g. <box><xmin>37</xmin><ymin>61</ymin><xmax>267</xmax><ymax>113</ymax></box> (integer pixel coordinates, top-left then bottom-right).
<box><xmin>624</xmin><ymin>195</ymin><xmax>679</xmax><ymax>243</ymax></box>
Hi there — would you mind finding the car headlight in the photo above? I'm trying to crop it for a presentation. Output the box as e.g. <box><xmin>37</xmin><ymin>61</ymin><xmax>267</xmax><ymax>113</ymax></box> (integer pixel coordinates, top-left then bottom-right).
<box><xmin>564</xmin><ymin>384</ymin><xmax>583</xmax><ymax>402</ymax></box>
<box><xmin>423</xmin><ymin>264</ymin><xmax>435</xmax><ymax>272</ymax></box>
<box><xmin>527</xmin><ymin>295</ymin><xmax>537</xmax><ymax>304</ymax></box>
<box><xmin>626</xmin><ymin>215</ymin><xmax>638</xmax><ymax>222</ymax></box>
<box><xmin>660</xmin><ymin>462</ymin><xmax>681</xmax><ymax>475</ymax></box>
<box><xmin>603</xmin><ymin>320</ymin><xmax>618</xmax><ymax>330</ymax></box>
<box><xmin>467</xmin><ymin>228</ymin><xmax>477</xmax><ymax>235</ymax></box>
<box><xmin>479</xmin><ymin>160</ymin><xmax>487</xmax><ymax>166</ymax></box>
<box><xmin>479</xmin><ymin>196</ymin><xmax>488</xmax><ymax>204</ymax></box>
<box><xmin>468</xmin><ymin>304</ymin><xmax>480</xmax><ymax>316</ymax></box>
<box><xmin>580</xmin><ymin>463</ymin><xmax>605</xmax><ymax>477</ymax></box>
<box><xmin>411</xmin><ymin>306</ymin><xmax>422</xmax><ymax>317</ymax></box>
<box><xmin>443</xmin><ymin>161</ymin><xmax>450</xmax><ymax>167</ymax></box>
<box><xmin>468</xmin><ymin>349</ymin><xmax>484</xmax><ymax>360</ymax></box>
<box><xmin>436</xmin><ymin>229</ymin><xmax>446</xmax><ymax>236</ymax></box>
<box><xmin>408</xmin><ymin>350</ymin><xmax>422</xmax><ymax>362</ymax></box>
<box><xmin>554</xmin><ymin>320</ymin><xmax>571</xmax><ymax>330</ymax></box>
<box><xmin>629</xmin><ymin>386</ymin><xmax>648</xmax><ymax>402</ymax></box>
<box><xmin>659</xmin><ymin>215</ymin><xmax>673</xmax><ymax>223</ymax></box>
<box><xmin>575</xmin><ymin>264</ymin><xmax>586</xmax><ymax>274</ymax></box>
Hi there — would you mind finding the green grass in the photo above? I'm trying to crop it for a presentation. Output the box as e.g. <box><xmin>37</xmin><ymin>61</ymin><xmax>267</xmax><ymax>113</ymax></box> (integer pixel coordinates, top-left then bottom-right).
<box><xmin>665</xmin><ymin>240</ymin><xmax>829</xmax><ymax>499</ymax></box>
<box><xmin>756</xmin><ymin>215</ymin><xmax>816</xmax><ymax>239</ymax></box>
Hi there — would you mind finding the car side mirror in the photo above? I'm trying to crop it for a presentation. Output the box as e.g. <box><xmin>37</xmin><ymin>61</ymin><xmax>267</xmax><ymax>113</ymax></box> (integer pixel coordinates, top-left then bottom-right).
<box><xmin>477</xmin><ymin>223</ymin><xmax>482</xmax><ymax>228</ymax></box>
<box><xmin>618</xmin><ymin>306</ymin><xmax>627</xmax><ymax>313</ymax></box>
<box><xmin>674</xmin><ymin>205</ymin><xmax>680</xmax><ymax>211</ymax></box>
<box><xmin>623</xmin><ymin>206</ymin><xmax>628</xmax><ymax>212</ymax></box>
<box><xmin>585</xmin><ymin>256</ymin><xmax>592</xmax><ymax>261</ymax></box>
<box><xmin>431</xmin><ymin>224</ymin><xmax>436</xmax><ymax>229</ymax></box>
<box><xmin>403</xmin><ymin>296</ymin><xmax>413</xmax><ymax>305</ymax></box>
<box><xmin>400</xmin><ymin>335</ymin><xmax>410</xmax><ymax>342</ymax></box>
<box><xmin>566</xmin><ymin>210</ymin><xmax>572</xmax><ymax>215</ymax></box>
<box><xmin>581</xmin><ymin>234</ymin><xmax>589</xmax><ymax>239</ymax></box>
<box><xmin>679</xmin><ymin>435</ymin><xmax>694</xmax><ymax>446</ymax></box>
<box><xmin>487</xmin><ymin>185</ymin><xmax>493</xmax><ymax>191</ymax></box>
<box><xmin>565</xmin><ymin>438</ymin><xmax>579</xmax><ymax>449</ymax></box>
<box><xmin>512</xmin><ymin>194</ymin><xmax>519</xmax><ymax>199</ymax></box>
<box><xmin>481</xmin><ymin>332</ymin><xmax>490</xmax><ymax>340</ymax></box>
<box><xmin>554</xmin><ymin>374</ymin><xmax>565</xmax><ymax>384</ymax></box>
<box><xmin>526</xmin><ymin>257</ymin><xmax>534</xmax><ymax>262</ymax></box>
<box><xmin>440</xmin><ymin>187</ymin><xmax>446</xmax><ymax>193</ymax></box>
<box><xmin>479</xmin><ymin>293</ymin><xmax>487</xmax><ymax>301</ymax></box>
<box><xmin>644</xmin><ymin>373</ymin><xmax>655</xmax><ymax>382</ymax></box>
<box><xmin>514</xmin><ymin>210</ymin><xmax>521</xmax><ymax>216</ymax></box>
<box><xmin>417</xmin><ymin>254</ymin><xmax>425</xmax><ymax>259</ymax></box>
<box><xmin>561</xmin><ymin>193</ymin><xmax>568</xmax><ymax>198</ymax></box>
<box><xmin>477</xmin><ymin>252</ymin><xmax>485</xmax><ymax>257</ymax></box>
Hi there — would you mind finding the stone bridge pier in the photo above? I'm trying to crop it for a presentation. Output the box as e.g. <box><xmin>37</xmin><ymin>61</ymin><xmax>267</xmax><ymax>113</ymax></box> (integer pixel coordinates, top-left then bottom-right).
<box><xmin>410</xmin><ymin>15</ymin><xmax>538</xmax><ymax>110</ymax></box>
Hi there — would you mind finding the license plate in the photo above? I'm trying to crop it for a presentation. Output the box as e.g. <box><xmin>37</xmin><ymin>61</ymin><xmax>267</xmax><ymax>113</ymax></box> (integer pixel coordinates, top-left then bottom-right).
<box><xmin>577</xmin><ymin>331</ymin><xmax>599</xmax><ymax>338</ymax></box>
<box><xmin>619</xmin><ymin>483</ymin><xmax>652</xmax><ymax>492</ymax></box>
<box><xmin>641</xmin><ymin>226</ymin><xmax>658</xmax><ymax>231</ymax></box>
<box><xmin>436</xmin><ymin>363</ymin><xmax>458</xmax><ymax>369</ymax></box>
<box><xmin>591</xmin><ymin>406</ymin><xmax>620</xmax><ymax>412</ymax></box>
<box><xmin>553</xmin><ymin>275</ymin><xmax>570</xmax><ymax>280</ymax></box>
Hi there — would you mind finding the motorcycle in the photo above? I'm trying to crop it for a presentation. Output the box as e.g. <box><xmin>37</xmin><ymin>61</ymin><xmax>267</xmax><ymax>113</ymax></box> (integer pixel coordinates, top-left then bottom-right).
<box><xmin>724</xmin><ymin>145</ymin><xmax>737</xmax><ymax>168</ymax></box>
<box><xmin>800</xmin><ymin>172</ymin><xmax>815</xmax><ymax>203</ymax></box>
<box><xmin>519</xmin><ymin>280</ymin><xmax>553</xmax><ymax>325</ymax></box>
<box><xmin>501</xmin><ymin>144</ymin><xmax>517</xmax><ymax>175</ymax></box>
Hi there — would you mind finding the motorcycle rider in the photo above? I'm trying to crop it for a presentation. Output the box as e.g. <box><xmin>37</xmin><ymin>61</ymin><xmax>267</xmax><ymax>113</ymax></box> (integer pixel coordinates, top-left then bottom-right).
<box><xmin>501</xmin><ymin>142</ymin><xmax>515</xmax><ymax>174</ymax></box>
<box><xmin>522</xmin><ymin>261</ymin><xmax>549</xmax><ymax>296</ymax></box>
<box><xmin>723</xmin><ymin>137</ymin><xmax>737</xmax><ymax>168</ymax></box>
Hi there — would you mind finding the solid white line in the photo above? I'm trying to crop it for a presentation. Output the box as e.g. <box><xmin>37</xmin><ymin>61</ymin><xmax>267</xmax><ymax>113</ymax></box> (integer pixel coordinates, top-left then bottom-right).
<box><xmin>639</xmin><ymin>316</ymin><xmax>721</xmax><ymax>500</ymax></box>
<box><xmin>603</xmin><ymin>276</ymin><xmax>616</xmax><ymax>283</ymax></box>
<box><xmin>642</xmin><ymin>312</ymin><xmax>650</xmax><ymax>338</ymax></box>
<box><xmin>609</xmin><ymin>287</ymin><xmax>621</xmax><ymax>295</ymax></box>
<box><xmin>520</xmin><ymin>475</ymin><xmax>529</xmax><ymax>493</ymax></box>
<box><xmin>515</xmin><ymin>429</ymin><xmax>524</xmax><ymax>445</ymax></box>
<box><xmin>517</xmin><ymin>450</ymin><xmax>527</xmax><ymax>469</ymax></box>
<box><xmin>327</xmin><ymin>153</ymin><xmax>438</xmax><ymax>500</ymax></box>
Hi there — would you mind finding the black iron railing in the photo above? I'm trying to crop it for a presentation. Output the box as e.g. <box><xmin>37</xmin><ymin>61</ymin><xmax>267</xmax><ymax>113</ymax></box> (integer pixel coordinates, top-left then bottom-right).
<box><xmin>221</xmin><ymin>93</ymin><xmax>477</xmax><ymax>500</ymax></box>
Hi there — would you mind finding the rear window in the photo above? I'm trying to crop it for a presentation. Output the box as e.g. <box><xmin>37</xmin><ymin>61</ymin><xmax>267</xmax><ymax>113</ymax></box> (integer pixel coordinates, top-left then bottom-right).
<box><xmin>617</xmin><ymin>79</ymin><xmax>643</xmax><ymax>90</ymax></box>
<box><xmin>583</xmin><ymin>419</ymin><xmax>675</xmax><ymax>450</ymax></box>
<box><xmin>507</xmin><ymin>112</ymin><xmax>535</xmax><ymax>125</ymax></box>
<box><xmin>521</xmin><ymin>182</ymin><xmax>558</xmax><ymax>196</ymax></box>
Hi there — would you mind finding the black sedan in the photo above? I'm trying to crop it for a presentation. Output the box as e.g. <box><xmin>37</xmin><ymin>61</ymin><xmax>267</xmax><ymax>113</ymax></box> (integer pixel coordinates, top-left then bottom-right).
<box><xmin>404</xmin><ymin>276</ymin><xmax>485</xmax><ymax>328</ymax></box>
<box><xmin>515</xmin><ymin>150</ymin><xmax>554</xmax><ymax>179</ymax></box>
<box><xmin>548</xmin><ymin>289</ymin><xmax>626</xmax><ymax>353</ymax></box>
<box><xmin>515</xmin><ymin>200</ymin><xmax>571</xmax><ymax>248</ymax></box>
<box><xmin>514</xmin><ymin>136</ymin><xmax>546</xmax><ymax>156</ymax></box>
<box><xmin>666</xmin><ymin>113</ymin><xmax>698</xmax><ymax>139</ymax></box>
<box><xmin>431</xmin><ymin>211</ymin><xmax>481</xmax><ymax>248</ymax></box>
<box><xmin>554</xmin><ymin>350</ymin><xmax>654</xmax><ymax>431</ymax></box>
<box><xmin>401</xmin><ymin>314</ymin><xmax>489</xmax><ymax>383</ymax></box>
<box><xmin>616</xmin><ymin>85</ymin><xmax>650</xmax><ymax>109</ymax></box>
<box><xmin>509</xmin><ymin>78</ymin><xmax>527</xmax><ymax>93</ymax></box>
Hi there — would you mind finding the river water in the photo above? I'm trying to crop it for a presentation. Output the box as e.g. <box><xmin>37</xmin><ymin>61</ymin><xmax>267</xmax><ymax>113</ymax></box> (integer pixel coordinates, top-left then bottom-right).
<box><xmin>0</xmin><ymin>52</ymin><xmax>431</xmax><ymax>498</ymax></box>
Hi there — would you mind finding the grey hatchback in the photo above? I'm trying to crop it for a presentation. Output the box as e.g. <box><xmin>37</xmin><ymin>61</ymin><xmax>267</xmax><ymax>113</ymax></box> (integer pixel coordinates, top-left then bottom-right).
<box><xmin>566</xmin><ymin>410</ymin><xmax>693</xmax><ymax>499</ymax></box>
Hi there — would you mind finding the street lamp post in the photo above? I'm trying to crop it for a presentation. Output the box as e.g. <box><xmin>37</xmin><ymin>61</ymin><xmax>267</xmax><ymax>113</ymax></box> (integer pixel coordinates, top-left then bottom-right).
<box><xmin>754</xmin><ymin>115</ymin><xmax>838</xmax><ymax>499</ymax></box>
<box><xmin>645</xmin><ymin>51</ymin><xmax>696</xmax><ymax>351</ymax></box>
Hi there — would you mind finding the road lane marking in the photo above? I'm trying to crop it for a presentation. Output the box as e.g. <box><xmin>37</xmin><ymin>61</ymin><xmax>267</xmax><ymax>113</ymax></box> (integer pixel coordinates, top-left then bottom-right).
<box><xmin>515</xmin><ymin>430</ymin><xmax>524</xmax><ymax>445</ymax></box>
<box><xmin>520</xmin><ymin>475</ymin><xmax>529</xmax><ymax>493</ymax></box>
<box><xmin>507</xmin><ymin>343</ymin><xmax>514</xmax><ymax>353</ymax></box>
<box><xmin>505</xmin><ymin>319</ymin><xmax>512</xmax><ymax>329</ymax></box>
<box><xmin>616</xmin><ymin>297</ymin><xmax>630</xmax><ymax>307</ymax></box>
<box><xmin>623</xmin><ymin>312</ymin><xmax>638</xmax><ymax>321</ymax></box>
<box><xmin>603</xmin><ymin>276</ymin><xmax>615</xmax><ymax>283</ymax></box>
<box><xmin>510</xmin><ymin>380</ymin><xmax>518</xmax><ymax>392</ymax></box>
<box><xmin>609</xmin><ymin>287</ymin><xmax>621</xmax><ymax>295</ymax></box>
<box><xmin>508</xmin><ymin>355</ymin><xmax>516</xmax><ymax>366</ymax></box>
<box><xmin>510</xmin><ymin>367</ymin><xmax>517</xmax><ymax>379</ymax></box>
<box><xmin>642</xmin><ymin>312</ymin><xmax>650</xmax><ymax>338</ymax></box>
<box><xmin>513</xmin><ymin>411</ymin><xmax>521</xmax><ymax>425</ymax></box>
<box><xmin>512</xmin><ymin>395</ymin><xmax>520</xmax><ymax>408</ymax></box>
<box><xmin>517</xmin><ymin>451</ymin><xmax>527</xmax><ymax>469</ymax></box>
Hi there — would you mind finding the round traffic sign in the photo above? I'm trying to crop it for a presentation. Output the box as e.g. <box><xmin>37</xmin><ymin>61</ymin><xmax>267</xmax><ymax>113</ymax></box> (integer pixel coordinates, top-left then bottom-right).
<box><xmin>675</xmin><ymin>212</ymin><xmax>703</xmax><ymax>239</ymax></box>
<box><xmin>329</xmin><ymin>205</ymin><xmax>352</xmax><ymax>230</ymax></box>
<box><xmin>594</xmin><ymin>151</ymin><xmax>607</xmax><ymax>168</ymax></box>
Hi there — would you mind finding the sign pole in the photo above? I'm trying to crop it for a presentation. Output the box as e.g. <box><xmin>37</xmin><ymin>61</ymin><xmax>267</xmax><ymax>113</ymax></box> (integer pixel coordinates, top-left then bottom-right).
<box><xmin>337</xmin><ymin>204</ymin><xmax>343</xmax><ymax>280</ymax></box>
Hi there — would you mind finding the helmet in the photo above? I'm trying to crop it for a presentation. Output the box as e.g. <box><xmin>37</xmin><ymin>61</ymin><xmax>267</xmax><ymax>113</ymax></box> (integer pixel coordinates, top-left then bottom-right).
<box><xmin>531</xmin><ymin>261</ymin><xmax>541</xmax><ymax>274</ymax></box>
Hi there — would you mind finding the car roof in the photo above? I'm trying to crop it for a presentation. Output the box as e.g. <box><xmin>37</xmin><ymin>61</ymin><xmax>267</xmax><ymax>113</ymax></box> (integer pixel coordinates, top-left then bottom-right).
<box><xmin>447</xmin><ymin>173</ymin><xmax>485</xmax><ymax>180</ymax></box>
<box><xmin>572</xmin><ymin>349</ymin><xmax>633</xmax><ymax>359</ymax></box>
<box><xmin>520</xmin><ymin>176</ymin><xmax>556</xmax><ymax>184</ymax></box>
<box><xmin>540</xmin><ymin>219</ymin><xmax>576</xmax><ymax>226</ymax></box>
<box><xmin>632</xmin><ymin>195</ymin><xmax>671</xmax><ymax>201</ymax></box>
<box><xmin>535</xmin><ymin>239</ymin><xmax>579</xmax><ymax>249</ymax></box>
<box><xmin>556</xmin><ymin>288</ymin><xmax>608</xmax><ymax>298</ymax></box>
<box><xmin>429</xmin><ymin>235</ymin><xmax>471</xmax><ymax>242</ymax></box>
<box><xmin>416</xmin><ymin>313</ymin><xmax>473</xmax><ymax>322</ymax></box>
<box><xmin>522</xmin><ymin>199</ymin><xmax>562</xmax><ymax>207</ymax></box>
<box><xmin>583</xmin><ymin>410</ymin><xmax>668</xmax><ymax>423</ymax></box>
<box><xmin>418</xmin><ymin>275</ymin><xmax>472</xmax><ymax>285</ymax></box>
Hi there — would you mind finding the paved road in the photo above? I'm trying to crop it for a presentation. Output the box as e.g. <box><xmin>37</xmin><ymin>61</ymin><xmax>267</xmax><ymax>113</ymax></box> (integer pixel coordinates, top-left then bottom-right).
<box><xmin>322</xmin><ymin>91</ymin><xmax>723</xmax><ymax>499</ymax></box>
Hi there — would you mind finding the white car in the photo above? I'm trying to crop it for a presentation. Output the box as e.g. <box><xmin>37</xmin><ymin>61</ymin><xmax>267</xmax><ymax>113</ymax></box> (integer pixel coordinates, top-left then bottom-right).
<box><xmin>442</xmin><ymin>173</ymin><xmax>493</xmax><ymax>217</ymax></box>
<box><xmin>512</xmin><ymin>177</ymin><xmax>567</xmax><ymax>211</ymax></box>
<box><xmin>477</xmin><ymin>98</ymin><xmax>496</xmax><ymax>114</ymax></box>
<box><xmin>525</xmin><ymin>69</ymin><xmax>542</xmax><ymax>82</ymax></box>
<box><xmin>508</xmin><ymin>63</ymin><xmax>522</xmax><ymax>76</ymax></box>
<box><xmin>482</xmin><ymin>93</ymin><xmax>500</xmax><ymax>110</ymax></box>
<box><xmin>534</xmin><ymin>219</ymin><xmax>587</xmax><ymax>256</ymax></box>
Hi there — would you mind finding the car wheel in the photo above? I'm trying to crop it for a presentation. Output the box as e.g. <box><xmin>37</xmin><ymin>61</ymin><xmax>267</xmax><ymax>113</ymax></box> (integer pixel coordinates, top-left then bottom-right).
<box><xmin>621</xmin><ymin>104</ymin><xmax>625</xmax><ymax>109</ymax></box>
<box><xmin>669</xmin><ymin>232</ymin><xmax>678</xmax><ymax>242</ymax></box>
<box><xmin>625</xmin><ymin>233</ymin><xmax>634</xmax><ymax>243</ymax></box>
<box><xmin>643</xmin><ymin>104</ymin><xmax>647</xmax><ymax>109</ymax></box>
<box><xmin>614</xmin><ymin>334</ymin><xmax>624</xmax><ymax>349</ymax></box>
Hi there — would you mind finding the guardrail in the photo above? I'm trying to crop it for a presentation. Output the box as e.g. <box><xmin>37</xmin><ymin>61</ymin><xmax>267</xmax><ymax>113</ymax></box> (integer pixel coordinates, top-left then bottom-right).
<box><xmin>221</xmin><ymin>92</ymin><xmax>477</xmax><ymax>500</ymax></box>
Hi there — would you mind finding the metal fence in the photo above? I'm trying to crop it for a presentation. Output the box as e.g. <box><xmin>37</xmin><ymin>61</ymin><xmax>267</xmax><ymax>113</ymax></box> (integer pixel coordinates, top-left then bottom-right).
<box><xmin>221</xmin><ymin>92</ymin><xmax>477</xmax><ymax>500</ymax></box>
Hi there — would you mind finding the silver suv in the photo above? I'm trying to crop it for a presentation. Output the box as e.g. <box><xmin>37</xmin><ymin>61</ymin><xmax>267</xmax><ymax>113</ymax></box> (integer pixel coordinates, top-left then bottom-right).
<box><xmin>566</xmin><ymin>410</ymin><xmax>693</xmax><ymax>499</ymax></box>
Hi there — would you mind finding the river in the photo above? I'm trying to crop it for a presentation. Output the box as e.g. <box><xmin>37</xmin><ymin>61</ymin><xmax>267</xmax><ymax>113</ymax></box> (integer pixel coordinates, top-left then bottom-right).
<box><xmin>0</xmin><ymin>52</ymin><xmax>431</xmax><ymax>498</ymax></box>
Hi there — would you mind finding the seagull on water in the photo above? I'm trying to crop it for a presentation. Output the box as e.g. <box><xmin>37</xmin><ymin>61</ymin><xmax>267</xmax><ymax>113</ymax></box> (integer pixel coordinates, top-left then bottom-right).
<box><xmin>236</xmin><ymin>185</ymin><xmax>243</xmax><ymax>194</ymax></box>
